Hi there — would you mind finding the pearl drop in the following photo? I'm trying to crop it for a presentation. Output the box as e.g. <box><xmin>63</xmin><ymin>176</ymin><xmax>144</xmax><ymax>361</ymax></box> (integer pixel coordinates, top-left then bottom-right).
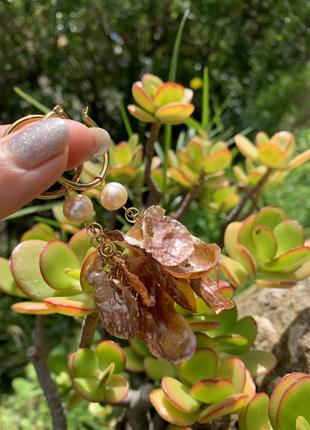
<box><xmin>63</xmin><ymin>195</ymin><xmax>94</xmax><ymax>223</ymax></box>
<box><xmin>100</xmin><ymin>182</ymin><xmax>128</xmax><ymax>211</ymax></box>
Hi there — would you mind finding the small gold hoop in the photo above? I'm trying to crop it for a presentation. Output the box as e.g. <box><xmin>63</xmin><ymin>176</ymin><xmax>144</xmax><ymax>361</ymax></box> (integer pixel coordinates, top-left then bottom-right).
<box><xmin>4</xmin><ymin>105</ymin><xmax>109</xmax><ymax>199</ymax></box>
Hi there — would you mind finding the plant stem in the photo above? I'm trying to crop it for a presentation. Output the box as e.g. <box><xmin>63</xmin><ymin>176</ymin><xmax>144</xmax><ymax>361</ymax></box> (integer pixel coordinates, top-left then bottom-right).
<box><xmin>79</xmin><ymin>312</ymin><xmax>99</xmax><ymax>348</ymax></box>
<box><xmin>28</xmin><ymin>316</ymin><xmax>67</xmax><ymax>430</ymax></box>
<box><xmin>174</xmin><ymin>172</ymin><xmax>206</xmax><ymax>220</ymax></box>
<box><xmin>144</xmin><ymin>121</ymin><xmax>162</xmax><ymax>206</ymax></box>
<box><xmin>219</xmin><ymin>168</ymin><xmax>272</xmax><ymax>245</ymax></box>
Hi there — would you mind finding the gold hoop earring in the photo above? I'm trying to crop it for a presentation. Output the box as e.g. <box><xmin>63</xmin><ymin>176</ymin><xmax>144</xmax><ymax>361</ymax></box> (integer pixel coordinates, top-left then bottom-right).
<box><xmin>3</xmin><ymin>105</ymin><xmax>109</xmax><ymax>200</ymax></box>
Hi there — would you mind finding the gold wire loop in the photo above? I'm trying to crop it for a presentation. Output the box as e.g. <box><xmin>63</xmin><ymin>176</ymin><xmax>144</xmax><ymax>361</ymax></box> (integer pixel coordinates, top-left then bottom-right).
<box><xmin>4</xmin><ymin>105</ymin><xmax>109</xmax><ymax>199</ymax></box>
<box><xmin>124</xmin><ymin>206</ymin><xmax>143</xmax><ymax>224</ymax></box>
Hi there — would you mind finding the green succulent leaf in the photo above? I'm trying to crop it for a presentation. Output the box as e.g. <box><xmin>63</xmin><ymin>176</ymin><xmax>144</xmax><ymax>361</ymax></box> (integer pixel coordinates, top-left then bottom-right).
<box><xmin>218</xmin><ymin>357</ymin><xmax>246</xmax><ymax>393</ymax></box>
<box><xmin>273</xmin><ymin>220</ymin><xmax>304</xmax><ymax>256</ymax></box>
<box><xmin>71</xmin><ymin>348</ymin><xmax>98</xmax><ymax>378</ymax></box>
<box><xmin>161</xmin><ymin>376</ymin><xmax>200</xmax><ymax>413</ymax></box>
<box><xmin>177</xmin><ymin>348</ymin><xmax>218</xmax><ymax>384</ymax></box>
<box><xmin>124</xmin><ymin>347</ymin><xmax>144</xmax><ymax>372</ymax></box>
<box><xmin>296</xmin><ymin>416</ymin><xmax>310</xmax><ymax>430</ymax></box>
<box><xmin>96</xmin><ymin>340</ymin><xmax>125</xmax><ymax>373</ymax></box>
<box><xmin>144</xmin><ymin>357</ymin><xmax>177</xmax><ymax>380</ymax></box>
<box><xmin>73</xmin><ymin>376</ymin><xmax>106</xmax><ymax>402</ymax></box>
<box><xmin>40</xmin><ymin>240</ymin><xmax>81</xmax><ymax>293</ymax></box>
<box><xmin>68</xmin><ymin>229</ymin><xmax>93</xmax><ymax>263</ymax></box>
<box><xmin>0</xmin><ymin>257</ymin><xmax>27</xmax><ymax>297</ymax></box>
<box><xmin>239</xmin><ymin>350</ymin><xmax>277</xmax><ymax>377</ymax></box>
<box><xmin>198</xmin><ymin>393</ymin><xmax>249</xmax><ymax>424</ymax></box>
<box><xmin>239</xmin><ymin>392</ymin><xmax>272</xmax><ymax>430</ymax></box>
<box><xmin>103</xmin><ymin>374</ymin><xmax>129</xmax><ymax>404</ymax></box>
<box><xmin>10</xmin><ymin>240</ymin><xmax>55</xmax><ymax>300</ymax></box>
<box><xmin>149</xmin><ymin>388</ymin><xmax>199</xmax><ymax>426</ymax></box>
<box><xmin>190</xmin><ymin>378</ymin><xmax>234</xmax><ymax>404</ymax></box>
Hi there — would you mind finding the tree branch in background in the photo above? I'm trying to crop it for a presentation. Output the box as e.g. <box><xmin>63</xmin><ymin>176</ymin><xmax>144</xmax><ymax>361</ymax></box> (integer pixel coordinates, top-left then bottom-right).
<box><xmin>28</xmin><ymin>316</ymin><xmax>67</xmax><ymax>430</ymax></box>
<box><xmin>144</xmin><ymin>121</ymin><xmax>162</xmax><ymax>206</ymax></box>
<box><xmin>79</xmin><ymin>312</ymin><xmax>99</xmax><ymax>348</ymax></box>
<box><xmin>174</xmin><ymin>173</ymin><xmax>206</xmax><ymax>220</ymax></box>
<box><xmin>219</xmin><ymin>168</ymin><xmax>272</xmax><ymax>245</ymax></box>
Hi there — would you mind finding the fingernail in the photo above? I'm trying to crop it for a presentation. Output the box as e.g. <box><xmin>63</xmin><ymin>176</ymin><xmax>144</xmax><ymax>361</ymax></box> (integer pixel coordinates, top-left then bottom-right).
<box><xmin>89</xmin><ymin>127</ymin><xmax>111</xmax><ymax>156</ymax></box>
<box><xmin>7</xmin><ymin>118</ymin><xmax>69</xmax><ymax>169</ymax></box>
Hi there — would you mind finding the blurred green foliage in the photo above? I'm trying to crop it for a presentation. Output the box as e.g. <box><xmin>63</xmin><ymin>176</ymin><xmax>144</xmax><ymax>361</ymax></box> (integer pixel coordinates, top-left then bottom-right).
<box><xmin>0</xmin><ymin>0</ymin><xmax>309</xmax><ymax>138</ymax></box>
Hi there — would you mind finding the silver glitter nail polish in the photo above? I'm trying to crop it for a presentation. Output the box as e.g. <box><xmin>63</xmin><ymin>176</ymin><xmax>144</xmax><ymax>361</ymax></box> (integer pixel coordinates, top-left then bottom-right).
<box><xmin>7</xmin><ymin>118</ymin><xmax>69</xmax><ymax>169</ymax></box>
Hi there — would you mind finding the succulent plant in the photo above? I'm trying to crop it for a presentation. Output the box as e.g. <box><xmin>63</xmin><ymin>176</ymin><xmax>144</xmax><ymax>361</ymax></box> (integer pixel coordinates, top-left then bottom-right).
<box><xmin>235</xmin><ymin>131</ymin><xmax>310</xmax><ymax>170</ymax></box>
<box><xmin>69</xmin><ymin>340</ymin><xmax>128</xmax><ymax>404</ymax></box>
<box><xmin>128</xmin><ymin>73</ymin><xmax>194</xmax><ymax>124</ymax></box>
<box><xmin>168</xmin><ymin>136</ymin><xmax>232</xmax><ymax>188</ymax></box>
<box><xmin>239</xmin><ymin>372</ymin><xmax>310</xmax><ymax>430</ymax></box>
<box><xmin>221</xmin><ymin>207</ymin><xmax>310</xmax><ymax>288</ymax></box>
<box><xmin>8</xmin><ymin>227</ymin><xmax>95</xmax><ymax>317</ymax></box>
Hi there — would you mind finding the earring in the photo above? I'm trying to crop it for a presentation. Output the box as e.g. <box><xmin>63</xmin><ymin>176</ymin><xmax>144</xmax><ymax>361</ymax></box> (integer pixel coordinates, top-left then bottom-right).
<box><xmin>4</xmin><ymin>105</ymin><xmax>122</xmax><ymax>223</ymax></box>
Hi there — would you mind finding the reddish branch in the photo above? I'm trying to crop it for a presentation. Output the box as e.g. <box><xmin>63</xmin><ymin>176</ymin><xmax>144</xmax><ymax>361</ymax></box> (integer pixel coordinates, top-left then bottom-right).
<box><xmin>174</xmin><ymin>173</ymin><xmax>206</xmax><ymax>220</ymax></box>
<box><xmin>28</xmin><ymin>316</ymin><xmax>67</xmax><ymax>430</ymax></box>
<box><xmin>219</xmin><ymin>168</ymin><xmax>272</xmax><ymax>245</ymax></box>
<box><xmin>79</xmin><ymin>312</ymin><xmax>99</xmax><ymax>348</ymax></box>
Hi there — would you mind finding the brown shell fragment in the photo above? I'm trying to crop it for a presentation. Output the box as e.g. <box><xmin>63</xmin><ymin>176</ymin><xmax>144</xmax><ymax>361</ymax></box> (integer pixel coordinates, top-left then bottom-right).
<box><xmin>140</xmin><ymin>289</ymin><xmax>196</xmax><ymax>363</ymax></box>
<box><xmin>164</xmin><ymin>240</ymin><xmax>220</xmax><ymax>279</ymax></box>
<box><xmin>140</xmin><ymin>205</ymin><xmax>195</xmax><ymax>266</ymax></box>
<box><xmin>190</xmin><ymin>276</ymin><xmax>234</xmax><ymax>314</ymax></box>
<box><xmin>149</xmin><ymin>257</ymin><xmax>197</xmax><ymax>312</ymax></box>
<box><xmin>86</xmin><ymin>257</ymin><xmax>140</xmax><ymax>339</ymax></box>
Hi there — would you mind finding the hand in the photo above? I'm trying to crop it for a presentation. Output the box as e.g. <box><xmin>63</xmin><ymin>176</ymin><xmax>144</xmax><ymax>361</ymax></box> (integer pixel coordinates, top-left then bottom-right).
<box><xmin>0</xmin><ymin>118</ymin><xmax>111</xmax><ymax>219</ymax></box>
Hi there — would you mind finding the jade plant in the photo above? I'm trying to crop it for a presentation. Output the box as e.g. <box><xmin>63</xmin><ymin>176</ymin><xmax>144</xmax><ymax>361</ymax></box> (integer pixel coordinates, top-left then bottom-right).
<box><xmin>1</xmin><ymin>54</ymin><xmax>310</xmax><ymax>430</ymax></box>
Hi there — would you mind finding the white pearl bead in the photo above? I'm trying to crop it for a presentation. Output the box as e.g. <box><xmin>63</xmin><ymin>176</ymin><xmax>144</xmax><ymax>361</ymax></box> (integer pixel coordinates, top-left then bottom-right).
<box><xmin>63</xmin><ymin>195</ymin><xmax>93</xmax><ymax>223</ymax></box>
<box><xmin>100</xmin><ymin>182</ymin><xmax>128</xmax><ymax>211</ymax></box>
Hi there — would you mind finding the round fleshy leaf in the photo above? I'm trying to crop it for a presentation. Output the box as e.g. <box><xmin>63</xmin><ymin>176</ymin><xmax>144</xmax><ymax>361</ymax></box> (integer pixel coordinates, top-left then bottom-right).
<box><xmin>258</xmin><ymin>143</ymin><xmax>287</xmax><ymax>168</ymax></box>
<box><xmin>252</xmin><ymin>207</ymin><xmax>286</xmax><ymax>231</ymax></box>
<box><xmin>239</xmin><ymin>350</ymin><xmax>277</xmax><ymax>378</ymax></box>
<box><xmin>127</xmin><ymin>104</ymin><xmax>155</xmax><ymax>122</ymax></box>
<box><xmin>276</xmin><ymin>375</ymin><xmax>310</xmax><ymax>430</ymax></box>
<box><xmin>203</xmin><ymin>305</ymin><xmax>238</xmax><ymax>337</ymax></box>
<box><xmin>155</xmin><ymin>103</ymin><xmax>194</xmax><ymax>124</ymax></box>
<box><xmin>198</xmin><ymin>393</ymin><xmax>249</xmax><ymax>424</ymax></box>
<box><xmin>0</xmin><ymin>257</ymin><xmax>26</xmax><ymax>297</ymax></box>
<box><xmin>21</xmin><ymin>223</ymin><xmax>56</xmax><ymax>242</ymax></box>
<box><xmin>252</xmin><ymin>226</ymin><xmax>277</xmax><ymax>263</ymax></box>
<box><xmin>10</xmin><ymin>240</ymin><xmax>55</xmax><ymax>300</ymax></box>
<box><xmin>104</xmin><ymin>374</ymin><xmax>129</xmax><ymax>404</ymax></box>
<box><xmin>71</xmin><ymin>348</ymin><xmax>98</xmax><ymax>377</ymax></box>
<box><xmin>238</xmin><ymin>215</ymin><xmax>256</xmax><ymax>257</ymax></box>
<box><xmin>153</xmin><ymin>83</ymin><xmax>185</xmax><ymax>108</ymax></box>
<box><xmin>44</xmin><ymin>294</ymin><xmax>94</xmax><ymax>317</ymax></box>
<box><xmin>204</xmin><ymin>148</ymin><xmax>232</xmax><ymax>173</ymax></box>
<box><xmin>262</xmin><ymin>246</ymin><xmax>310</xmax><ymax>273</ymax></box>
<box><xmin>190</xmin><ymin>378</ymin><xmax>234</xmax><ymax>404</ymax></box>
<box><xmin>243</xmin><ymin>369</ymin><xmax>256</xmax><ymax>398</ymax></box>
<box><xmin>162</xmin><ymin>377</ymin><xmax>200</xmax><ymax>413</ymax></box>
<box><xmin>73</xmin><ymin>376</ymin><xmax>105</xmax><ymax>402</ymax></box>
<box><xmin>112</xmin><ymin>142</ymin><xmax>133</xmax><ymax>165</ymax></box>
<box><xmin>68</xmin><ymin>229</ymin><xmax>93</xmax><ymax>263</ymax></box>
<box><xmin>96</xmin><ymin>340</ymin><xmax>125</xmax><ymax>373</ymax></box>
<box><xmin>132</xmin><ymin>82</ymin><xmax>155</xmax><ymax>112</ymax></box>
<box><xmin>214</xmin><ymin>334</ymin><xmax>249</xmax><ymax>355</ymax></box>
<box><xmin>255</xmin><ymin>131</ymin><xmax>269</xmax><ymax>147</ymax></box>
<box><xmin>232</xmin><ymin>316</ymin><xmax>257</xmax><ymax>354</ymax></box>
<box><xmin>144</xmin><ymin>357</ymin><xmax>176</xmax><ymax>380</ymax></box>
<box><xmin>40</xmin><ymin>240</ymin><xmax>81</xmax><ymax>293</ymax></box>
<box><xmin>124</xmin><ymin>347</ymin><xmax>144</xmax><ymax>372</ymax></box>
<box><xmin>288</xmin><ymin>149</ymin><xmax>310</xmax><ymax>169</ymax></box>
<box><xmin>235</xmin><ymin>135</ymin><xmax>259</xmax><ymax>160</ymax></box>
<box><xmin>269</xmin><ymin>372</ymin><xmax>306</xmax><ymax>428</ymax></box>
<box><xmin>80</xmin><ymin>250</ymin><xmax>97</xmax><ymax>293</ymax></box>
<box><xmin>11</xmin><ymin>301</ymin><xmax>55</xmax><ymax>315</ymax></box>
<box><xmin>177</xmin><ymin>348</ymin><xmax>218</xmax><ymax>385</ymax></box>
<box><xmin>224</xmin><ymin>221</ymin><xmax>243</xmax><ymax>257</ymax></box>
<box><xmin>195</xmin><ymin>334</ymin><xmax>219</xmax><ymax>353</ymax></box>
<box><xmin>141</xmin><ymin>73</ymin><xmax>163</xmax><ymax>97</ymax></box>
<box><xmin>218</xmin><ymin>357</ymin><xmax>246</xmax><ymax>393</ymax></box>
<box><xmin>296</xmin><ymin>416</ymin><xmax>310</xmax><ymax>430</ymax></box>
<box><xmin>220</xmin><ymin>255</ymin><xmax>248</xmax><ymax>288</ymax></box>
<box><xmin>239</xmin><ymin>392</ymin><xmax>272</xmax><ymax>430</ymax></box>
<box><xmin>233</xmin><ymin>244</ymin><xmax>256</xmax><ymax>275</ymax></box>
<box><xmin>130</xmin><ymin>339</ymin><xmax>152</xmax><ymax>358</ymax></box>
<box><xmin>273</xmin><ymin>220</ymin><xmax>304</xmax><ymax>257</ymax></box>
<box><xmin>149</xmin><ymin>389</ymin><xmax>199</xmax><ymax>426</ymax></box>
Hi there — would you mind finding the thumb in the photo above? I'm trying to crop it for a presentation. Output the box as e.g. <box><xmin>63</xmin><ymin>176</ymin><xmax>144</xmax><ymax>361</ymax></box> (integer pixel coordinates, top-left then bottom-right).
<box><xmin>0</xmin><ymin>118</ymin><xmax>110</xmax><ymax>219</ymax></box>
